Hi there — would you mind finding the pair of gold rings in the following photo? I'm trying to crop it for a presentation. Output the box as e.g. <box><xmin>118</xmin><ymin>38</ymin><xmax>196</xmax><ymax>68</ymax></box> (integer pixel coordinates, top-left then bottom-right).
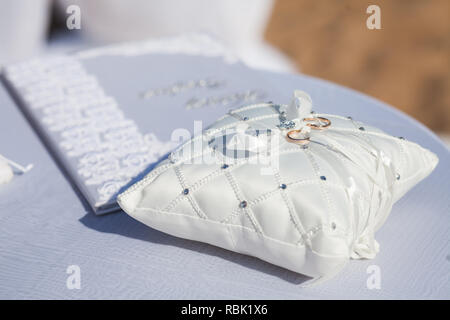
<box><xmin>285</xmin><ymin>117</ymin><xmax>331</xmax><ymax>145</ymax></box>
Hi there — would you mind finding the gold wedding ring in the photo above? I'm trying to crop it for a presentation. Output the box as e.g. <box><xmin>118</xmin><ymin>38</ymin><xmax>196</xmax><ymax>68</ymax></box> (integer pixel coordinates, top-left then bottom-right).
<box><xmin>286</xmin><ymin>130</ymin><xmax>310</xmax><ymax>145</ymax></box>
<box><xmin>303</xmin><ymin>117</ymin><xmax>331</xmax><ymax>130</ymax></box>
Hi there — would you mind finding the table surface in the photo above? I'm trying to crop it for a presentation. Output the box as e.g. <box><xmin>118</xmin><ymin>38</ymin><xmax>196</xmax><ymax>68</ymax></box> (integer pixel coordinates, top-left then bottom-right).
<box><xmin>0</xmin><ymin>70</ymin><xmax>449</xmax><ymax>299</ymax></box>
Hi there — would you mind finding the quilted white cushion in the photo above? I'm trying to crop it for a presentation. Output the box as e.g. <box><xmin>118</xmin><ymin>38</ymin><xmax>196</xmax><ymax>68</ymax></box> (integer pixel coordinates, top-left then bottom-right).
<box><xmin>118</xmin><ymin>90</ymin><xmax>438</xmax><ymax>282</ymax></box>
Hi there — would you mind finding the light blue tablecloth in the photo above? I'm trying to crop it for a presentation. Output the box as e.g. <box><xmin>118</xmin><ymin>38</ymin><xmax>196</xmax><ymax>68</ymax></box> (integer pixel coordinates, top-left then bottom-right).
<box><xmin>0</xmin><ymin>71</ymin><xmax>448</xmax><ymax>299</ymax></box>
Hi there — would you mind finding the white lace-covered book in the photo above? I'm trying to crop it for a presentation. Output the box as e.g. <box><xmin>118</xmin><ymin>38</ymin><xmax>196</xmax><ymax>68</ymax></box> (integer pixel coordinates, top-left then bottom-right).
<box><xmin>1</xmin><ymin>35</ymin><xmax>292</xmax><ymax>214</ymax></box>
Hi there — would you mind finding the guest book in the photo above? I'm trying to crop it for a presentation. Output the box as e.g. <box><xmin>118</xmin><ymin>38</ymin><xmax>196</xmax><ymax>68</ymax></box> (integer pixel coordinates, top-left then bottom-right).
<box><xmin>1</xmin><ymin>34</ymin><xmax>293</xmax><ymax>214</ymax></box>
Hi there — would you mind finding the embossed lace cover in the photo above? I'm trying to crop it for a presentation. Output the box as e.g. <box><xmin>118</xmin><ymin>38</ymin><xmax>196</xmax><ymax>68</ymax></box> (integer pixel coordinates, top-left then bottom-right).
<box><xmin>4</xmin><ymin>56</ymin><xmax>176</xmax><ymax>213</ymax></box>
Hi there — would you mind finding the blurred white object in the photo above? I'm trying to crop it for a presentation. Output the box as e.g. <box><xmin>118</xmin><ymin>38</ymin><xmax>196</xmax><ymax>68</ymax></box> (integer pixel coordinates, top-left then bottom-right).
<box><xmin>0</xmin><ymin>0</ymin><xmax>50</xmax><ymax>65</ymax></box>
<box><xmin>58</xmin><ymin>0</ymin><xmax>295</xmax><ymax>72</ymax></box>
<box><xmin>0</xmin><ymin>154</ymin><xmax>33</xmax><ymax>184</ymax></box>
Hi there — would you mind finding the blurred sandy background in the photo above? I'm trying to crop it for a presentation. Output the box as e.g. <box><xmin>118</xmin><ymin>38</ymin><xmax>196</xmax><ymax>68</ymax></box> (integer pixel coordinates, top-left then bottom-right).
<box><xmin>266</xmin><ymin>0</ymin><xmax>450</xmax><ymax>134</ymax></box>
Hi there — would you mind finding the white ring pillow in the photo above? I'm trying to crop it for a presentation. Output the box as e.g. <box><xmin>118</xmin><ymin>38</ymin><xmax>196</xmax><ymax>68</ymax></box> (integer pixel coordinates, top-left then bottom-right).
<box><xmin>118</xmin><ymin>90</ymin><xmax>438</xmax><ymax>282</ymax></box>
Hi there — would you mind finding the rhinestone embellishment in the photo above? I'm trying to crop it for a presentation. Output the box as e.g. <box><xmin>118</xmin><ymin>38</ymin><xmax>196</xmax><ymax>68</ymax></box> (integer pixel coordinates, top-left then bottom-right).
<box><xmin>239</xmin><ymin>201</ymin><xmax>248</xmax><ymax>208</ymax></box>
<box><xmin>183</xmin><ymin>188</ymin><xmax>189</xmax><ymax>195</ymax></box>
<box><xmin>280</xmin><ymin>183</ymin><xmax>287</xmax><ymax>189</ymax></box>
<box><xmin>278</xmin><ymin>120</ymin><xmax>296</xmax><ymax>130</ymax></box>
<box><xmin>278</xmin><ymin>111</ymin><xmax>296</xmax><ymax>130</ymax></box>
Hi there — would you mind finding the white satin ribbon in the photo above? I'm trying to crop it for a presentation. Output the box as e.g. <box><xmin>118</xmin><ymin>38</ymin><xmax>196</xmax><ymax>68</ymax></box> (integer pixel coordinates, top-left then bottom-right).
<box><xmin>286</xmin><ymin>90</ymin><xmax>313</xmax><ymax>120</ymax></box>
<box><xmin>0</xmin><ymin>154</ymin><xmax>33</xmax><ymax>185</ymax></box>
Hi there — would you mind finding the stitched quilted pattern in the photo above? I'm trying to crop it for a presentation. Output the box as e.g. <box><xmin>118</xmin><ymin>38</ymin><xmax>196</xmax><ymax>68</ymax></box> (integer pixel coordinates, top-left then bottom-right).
<box><xmin>118</xmin><ymin>92</ymin><xmax>438</xmax><ymax>279</ymax></box>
